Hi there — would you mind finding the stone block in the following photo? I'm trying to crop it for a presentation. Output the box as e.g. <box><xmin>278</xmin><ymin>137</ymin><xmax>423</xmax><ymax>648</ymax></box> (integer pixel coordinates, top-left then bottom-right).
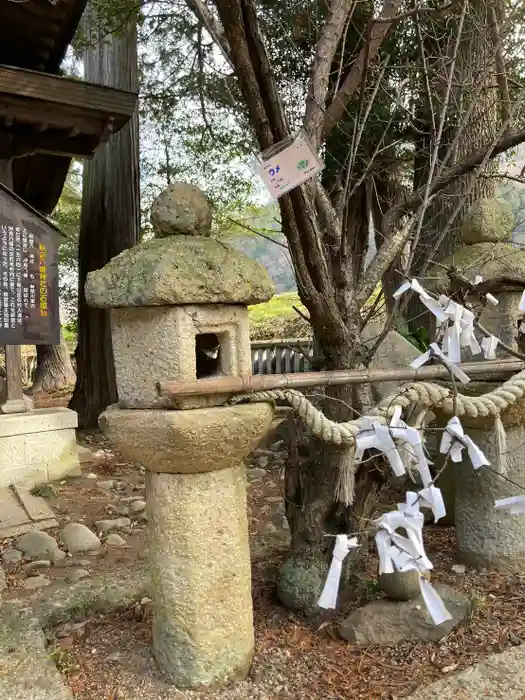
<box><xmin>147</xmin><ymin>465</ymin><xmax>253</xmax><ymax>687</ymax></box>
<box><xmin>85</xmin><ymin>235</ymin><xmax>274</xmax><ymax>309</ymax></box>
<box><xmin>0</xmin><ymin>409</ymin><xmax>79</xmax><ymax>489</ymax></box>
<box><xmin>99</xmin><ymin>402</ymin><xmax>274</xmax><ymax>474</ymax></box>
<box><xmin>455</xmin><ymin>423</ymin><xmax>525</xmax><ymax>571</ymax></box>
<box><xmin>363</xmin><ymin>320</ymin><xmax>420</xmax><ymax>401</ymax></box>
<box><xmin>111</xmin><ymin>304</ymin><xmax>253</xmax><ymax>409</ymax></box>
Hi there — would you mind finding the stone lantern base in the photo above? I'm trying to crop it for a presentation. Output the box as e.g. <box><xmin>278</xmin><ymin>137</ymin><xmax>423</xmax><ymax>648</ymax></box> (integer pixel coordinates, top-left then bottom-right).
<box><xmin>99</xmin><ymin>401</ymin><xmax>274</xmax><ymax>687</ymax></box>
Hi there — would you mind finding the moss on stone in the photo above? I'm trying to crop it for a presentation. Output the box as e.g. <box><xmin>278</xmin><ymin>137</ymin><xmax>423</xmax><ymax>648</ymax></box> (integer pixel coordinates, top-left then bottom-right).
<box><xmin>460</xmin><ymin>198</ymin><xmax>515</xmax><ymax>245</ymax></box>
<box><xmin>85</xmin><ymin>235</ymin><xmax>275</xmax><ymax>308</ymax></box>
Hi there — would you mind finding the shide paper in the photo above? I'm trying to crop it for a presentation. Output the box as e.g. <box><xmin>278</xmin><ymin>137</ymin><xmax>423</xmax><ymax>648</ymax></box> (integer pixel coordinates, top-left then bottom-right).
<box><xmin>411</xmin><ymin>342</ymin><xmax>471</xmax><ymax>384</ymax></box>
<box><xmin>494</xmin><ymin>495</ymin><xmax>525</xmax><ymax>515</ymax></box>
<box><xmin>375</xmin><ymin>498</ymin><xmax>452</xmax><ymax>625</ymax></box>
<box><xmin>440</xmin><ymin>417</ymin><xmax>489</xmax><ymax>469</ymax></box>
<box><xmin>318</xmin><ymin>534</ymin><xmax>360</xmax><ymax>609</ymax></box>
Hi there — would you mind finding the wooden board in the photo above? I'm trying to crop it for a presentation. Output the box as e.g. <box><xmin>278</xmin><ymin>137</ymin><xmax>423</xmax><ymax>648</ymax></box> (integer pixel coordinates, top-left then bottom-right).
<box><xmin>0</xmin><ymin>65</ymin><xmax>137</xmax><ymax>130</ymax></box>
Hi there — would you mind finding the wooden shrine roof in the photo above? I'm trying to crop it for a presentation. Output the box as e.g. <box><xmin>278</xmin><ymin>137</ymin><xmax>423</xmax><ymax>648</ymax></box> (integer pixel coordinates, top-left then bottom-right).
<box><xmin>0</xmin><ymin>0</ymin><xmax>87</xmax><ymax>73</ymax></box>
<box><xmin>0</xmin><ymin>0</ymin><xmax>113</xmax><ymax>214</ymax></box>
<box><xmin>0</xmin><ymin>64</ymin><xmax>137</xmax><ymax>159</ymax></box>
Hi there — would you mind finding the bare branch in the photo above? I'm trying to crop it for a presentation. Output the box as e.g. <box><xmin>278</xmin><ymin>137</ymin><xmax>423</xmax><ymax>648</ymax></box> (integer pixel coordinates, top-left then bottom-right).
<box><xmin>321</xmin><ymin>0</ymin><xmax>403</xmax><ymax>142</ymax></box>
<box><xmin>304</xmin><ymin>0</ymin><xmax>355</xmax><ymax>148</ymax></box>
<box><xmin>359</xmin><ymin>124</ymin><xmax>525</xmax><ymax>307</ymax></box>
<box><xmin>488</xmin><ymin>0</ymin><xmax>511</xmax><ymax>124</ymax></box>
<box><xmin>185</xmin><ymin>0</ymin><xmax>233</xmax><ymax>67</ymax></box>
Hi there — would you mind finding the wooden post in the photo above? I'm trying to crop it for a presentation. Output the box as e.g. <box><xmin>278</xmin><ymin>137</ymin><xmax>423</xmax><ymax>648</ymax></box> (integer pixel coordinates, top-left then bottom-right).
<box><xmin>157</xmin><ymin>359</ymin><xmax>524</xmax><ymax>399</ymax></box>
<box><xmin>0</xmin><ymin>159</ymin><xmax>31</xmax><ymax>414</ymax></box>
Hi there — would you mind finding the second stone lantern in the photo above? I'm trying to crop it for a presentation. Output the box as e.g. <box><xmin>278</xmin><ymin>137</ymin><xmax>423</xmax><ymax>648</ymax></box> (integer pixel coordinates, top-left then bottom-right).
<box><xmin>85</xmin><ymin>183</ymin><xmax>275</xmax><ymax>688</ymax></box>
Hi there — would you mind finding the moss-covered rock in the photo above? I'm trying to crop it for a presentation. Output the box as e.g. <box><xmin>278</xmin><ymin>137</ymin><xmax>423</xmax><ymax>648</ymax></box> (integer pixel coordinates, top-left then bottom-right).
<box><xmin>151</xmin><ymin>182</ymin><xmax>212</xmax><ymax>237</ymax></box>
<box><xmin>277</xmin><ymin>550</ymin><xmax>327</xmax><ymax>615</ymax></box>
<box><xmin>461</xmin><ymin>198</ymin><xmax>515</xmax><ymax>245</ymax></box>
<box><xmin>378</xmin><ymin>569</ymin><xmax>429</xmax><ymax>601</ymax></box>
<box><xmin>85</xmin><ymin>236</ymin><xmax>275</xmax><ymax>307</ymax></box>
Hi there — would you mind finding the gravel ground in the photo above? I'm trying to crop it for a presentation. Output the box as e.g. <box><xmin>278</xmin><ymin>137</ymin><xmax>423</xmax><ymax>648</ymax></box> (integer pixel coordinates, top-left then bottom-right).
<box><xmin>47</xmin><ymin>529</ymin><xmax>525</xmax><ymax>700</ymax></box>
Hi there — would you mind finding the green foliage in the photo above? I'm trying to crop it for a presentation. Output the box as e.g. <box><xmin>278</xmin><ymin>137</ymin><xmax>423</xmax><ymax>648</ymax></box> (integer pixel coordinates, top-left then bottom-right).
<box><xmin>400</xmin><ymin>326</ymin><xmax>430</xmax><ymax>352</ymax></box>
<box><xmin>50</xmin><ymin>166</ymin><xmax>81</xmax><ymax>325</ymax></box>
<box><xmin>249</xmin><ymin>292</ymin><xmax>304</xmax><ymax>322</ymax></box>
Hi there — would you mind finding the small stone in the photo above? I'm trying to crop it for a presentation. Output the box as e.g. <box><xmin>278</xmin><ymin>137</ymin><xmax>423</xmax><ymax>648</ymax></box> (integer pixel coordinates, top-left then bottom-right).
<box><xmin>95</xmin><ymin>518</ymin><xmax>131</xmax><ymax>534</ymax></box>
<box><xmin>22</xmin><ymin>575</ymin><xmax>50</xmax><ymax>590</ymax></box>
<box><xmin>378</xmin><ymin>569</ymin><xmax>428</xmax><ymax>602</ymax></box>
<box><xmin>339</xmin><ymin>583</ymin><xmax>469</xmax><ymax>645</ymax></box>
<box><xmin>270</xmin><ymin>441</ymin><xmax>284</xmax><ymax>452</ymax></box>
<box><xmin>68</xmin><ymin>568</ymin><xmax>90</xmax><ymax>583</ymax></box>
<box><xmin>116</xmin><ymin>504</ymin><xmax>130</xmax><ymax>516</ymax></box>
<box><xmin>16</xmin><ymin>531</ymin><xmax>64</xmax><ymax>563</ymax></box>
<box><xmin>98</xmin><ymin>480</ymin><xmax>115</xmax><ymax>491</ymax></box>
<box><xmin>23</xmin><ymin>560</ymin><xmax>51</xmax><ymax>574</ymax></box>
<box><xmin>451</xmin><ymin>564</ymin><xmax>466</xmax><ymax>574</ymax></box>
<box><xmin>107</xmin><ymin>651</ymin><xmax>121</xmax><ymax>662</ymax></box>
<box><xmin>87</xmin><ymin>473</ymin><xmax>98</xmax><ymax>480</ymax></box>
<box><xmin>57</xmin><ymin>635</ymin><xmax>74</xmax><ymax>649</ymax></box>
<box><xmin>151</xmin><ymin>182</ymin><xmax>213</xmax><ymax>237</ymax></box>
<box><xmin>247</xmin><ymin>468</ymin><xmax>266</xmax><ymax>481</ymax></box>
<box><xmin>2</xmin><ymin>549</ymin><xmax>22</xmax><ymax>565</ymax></box>
<box><xmin>129</xmin><ymin>499</ymin><xmax>146</xmax><ymax>514</ymax></box>
<box><xmin>106</xmin><ymin>534</ymin><xmax>127</xmax><ymax>548</ymax></box>
<box><xmin>255</xmin><ymin>456</ymin><xmax>269</xmax><ymax>469</ymax></box>
<box><xmin>60</xmin><ymin>523</ymin><xmax>101</xmax><ymax>554</ymax></box>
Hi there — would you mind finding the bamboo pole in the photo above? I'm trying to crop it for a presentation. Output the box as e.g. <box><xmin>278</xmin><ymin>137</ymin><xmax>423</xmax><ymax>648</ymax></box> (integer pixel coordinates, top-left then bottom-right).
<box><xmin>157</xmin><ymin>359</ymin><xmax>524</xmax><ymax>398</ymax></box>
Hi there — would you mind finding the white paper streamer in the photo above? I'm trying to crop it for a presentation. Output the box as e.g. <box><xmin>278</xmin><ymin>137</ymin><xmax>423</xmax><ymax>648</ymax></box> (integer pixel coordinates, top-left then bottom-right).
<box><xmin>519</xmin><ymin>290</ymin><xmax>525</xmax><ymax>312</ymax></box>
<box><xmin>355</xmin><ymin>415</ymin><xmax>433</xmax><ymax>487</ymax></box>
<box><xmin>481</xmin><ymin>335</ymin><xmax>499</xmax><ymax>360</ymax></box>
<box><xmin>440</xmin><ymin>417</ymin><xmax>489</xmax><ymax>469</ymax></box>
<box><xmin>411</xmin><ymin>343</ymin><xmax>471</xmax><ymax>384</ymax></box>
<box><xmin>419</xmin><ymin>577</ymin><xmax>453</xmax><ymax>625</ymax></box>
<box><xmin>394</xmin><ymin>279</ymin><xmax>448</xmax><ymax>323</ymax></box>
<box><xmin>494</xmin><ymin>495</ymin><xmax>525</xmax><ymax>515</ymax></box>
<box><xmin>375</xmin><ymin>504</ymin><xmax>452</xmax><ymax>624</ymax></box>
<box><xmin>418</xmin><ymin>485</ymin><xmax>447</xmax><ymax>522</ymax></box>
<box><xmin>317</xmin><ymin>535</ymin><xmax>360</xmax><ymax>609</ymax></box>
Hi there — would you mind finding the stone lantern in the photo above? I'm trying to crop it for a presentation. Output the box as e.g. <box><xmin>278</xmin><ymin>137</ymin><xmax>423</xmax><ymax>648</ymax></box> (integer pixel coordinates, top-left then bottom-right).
<box><xmin>85</xmin><ymin>183</ymin><xmax>275</xmax><ymax>688</ymax></box>
<box><xmin>429</xmin><ymin>198</ymin><xmax>525</xmax><ymax>571</ymax></box>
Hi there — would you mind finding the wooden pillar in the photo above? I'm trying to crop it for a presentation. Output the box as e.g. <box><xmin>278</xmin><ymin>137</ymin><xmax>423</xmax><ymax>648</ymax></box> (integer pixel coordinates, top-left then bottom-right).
<box><xmin>0</xmin><ymin>159</ymin><xmax>30</xmax><ymax>414</ymax></box>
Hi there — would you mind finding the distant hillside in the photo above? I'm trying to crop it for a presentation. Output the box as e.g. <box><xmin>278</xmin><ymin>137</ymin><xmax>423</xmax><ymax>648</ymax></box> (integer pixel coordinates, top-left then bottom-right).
<box><xmin>219</xmin><ymin>204</ymin><xmax>296</xmax><ymax>293</ymax></box>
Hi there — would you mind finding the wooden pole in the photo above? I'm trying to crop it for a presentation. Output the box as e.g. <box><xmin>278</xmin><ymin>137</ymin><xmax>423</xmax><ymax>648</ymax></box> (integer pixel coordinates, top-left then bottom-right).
<box><xmin>157</xmin><ymin>359</ymin><xmax>524</xmax><ymax>398</ymax></box>
<box><xmin>0</xmin><ymin>159</ymin><xmax>30</xmax><ymax>414</ymax></box>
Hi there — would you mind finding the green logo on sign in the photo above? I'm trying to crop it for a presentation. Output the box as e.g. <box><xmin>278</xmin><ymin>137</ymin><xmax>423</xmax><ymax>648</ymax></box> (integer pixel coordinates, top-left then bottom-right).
<box><xmin>297</xmin><ymin>159</ymin><xmax>308</xmax><ymax>170</ymax></box>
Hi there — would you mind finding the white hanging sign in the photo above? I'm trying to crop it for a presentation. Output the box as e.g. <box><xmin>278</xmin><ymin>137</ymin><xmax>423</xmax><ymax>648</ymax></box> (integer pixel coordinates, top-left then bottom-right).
<box><xmin>256</xmin><ymin>131</ymin><xmax>325</xmax><ymax>199</ymax></box>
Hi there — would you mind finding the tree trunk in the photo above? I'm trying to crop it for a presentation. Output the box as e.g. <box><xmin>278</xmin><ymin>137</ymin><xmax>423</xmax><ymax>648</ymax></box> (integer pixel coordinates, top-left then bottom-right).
<box><xmin>28</xmin><ymin>331</ymin><xmax>75</xmax><ymax>394</ymax></box>
<box><xmin>69</xmin><ymin>11</ymin><xmax>140</xmax><ymax>428</ymax></box>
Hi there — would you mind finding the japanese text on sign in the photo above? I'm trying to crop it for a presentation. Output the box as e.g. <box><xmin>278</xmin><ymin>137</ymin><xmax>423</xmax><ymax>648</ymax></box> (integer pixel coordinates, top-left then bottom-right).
<box><xmin>256</xmin><ymin>132</ymin><xmax>325</xmax><ymax>199</ymax></box>
<box><xmin>0</xmin><ymin>198</ymin><xmax>60</xmax><ymax>345</ymax></box>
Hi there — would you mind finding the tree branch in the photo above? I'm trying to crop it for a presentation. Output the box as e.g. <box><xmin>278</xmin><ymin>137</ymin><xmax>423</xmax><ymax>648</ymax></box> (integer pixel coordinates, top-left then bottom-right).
<box><xmin>358</xmin><ymin>125</ymin><xmax>525</xmax><ymax>306</ymax></box>
<box><xmin>304</xmin><ymin>0</ymin><xmax>355</xmax><ymax>148</ymax></box>
<box><xmin>321</xmin><ymin>0</ymin><xmax>403</xmax><ymax>142</ymax></box>
<box><xmin>185</xmin><ymin>0</ymin><xmax>233</xmax><ymax>67</ymax></box>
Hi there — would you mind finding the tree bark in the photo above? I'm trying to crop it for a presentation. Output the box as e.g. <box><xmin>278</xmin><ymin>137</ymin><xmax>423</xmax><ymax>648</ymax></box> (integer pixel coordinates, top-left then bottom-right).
<box><xmin>28</xmin><ymin>331</ymin><xmax>76</xmax><ymax>394</ymax></box>
<box><xmin>69</xmin><ymin>10</ymin><xmax>140</xmax><ymax>428</ymax></box>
